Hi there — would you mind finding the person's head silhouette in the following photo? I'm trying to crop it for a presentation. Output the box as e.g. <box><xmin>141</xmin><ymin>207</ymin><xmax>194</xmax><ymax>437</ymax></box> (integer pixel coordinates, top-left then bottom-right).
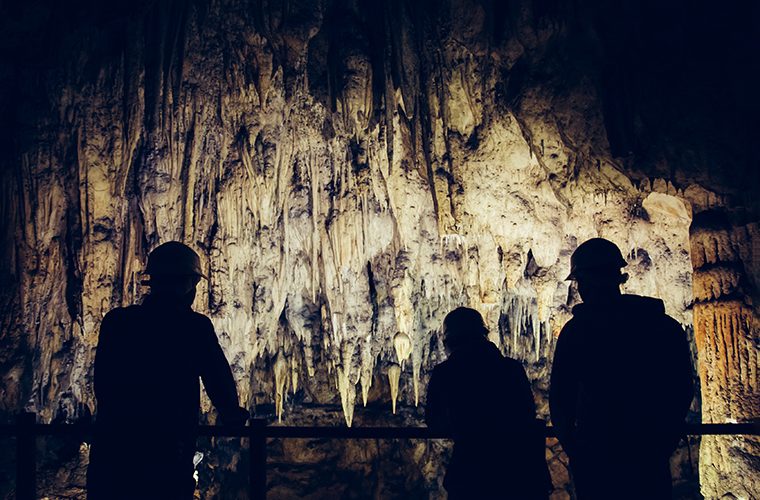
<box><xmin>442</xmin><ymin>307</ymin><xmax>489</xmax><ymax>354</ymax></box>
<box><xmin>566</xmin><ymin>238</ymin><xmax>628</xmax><ymax>304</ymax></box>
<box><xmin>144</xmin><ymin>241</ymin><xmax>206</xmax><ymax>307</ymax></box>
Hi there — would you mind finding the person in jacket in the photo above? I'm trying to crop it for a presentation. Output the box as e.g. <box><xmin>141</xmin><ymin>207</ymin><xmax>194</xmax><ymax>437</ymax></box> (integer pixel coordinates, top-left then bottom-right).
<box><xmin>87</xmin><ymin>241</ymin><xmax>249</xmax><ymax>500</ymax></box>
<box><xmin>550</xmin><ymin>238</ymin><xmax>694</xmax><ymax>500</ymax></box>
<box><xmin>426</xmin><ymin>307</ymin><xmax>551</xmax><ymax>499</ymax></box>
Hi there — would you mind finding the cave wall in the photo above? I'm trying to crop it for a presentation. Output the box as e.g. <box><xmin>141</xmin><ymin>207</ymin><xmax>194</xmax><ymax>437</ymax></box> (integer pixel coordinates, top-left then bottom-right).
<box><xmin>0</xmin><ymin>0</ymin><xmax>757</xmax><ymax>498</ymax></box>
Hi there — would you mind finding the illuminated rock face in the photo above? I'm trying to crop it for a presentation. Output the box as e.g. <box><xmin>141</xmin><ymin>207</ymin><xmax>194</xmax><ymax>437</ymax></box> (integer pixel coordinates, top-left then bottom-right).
<box><xmin>0</xmin><ymin>1</ymin><xmax>756</xmax><ymax>498</ymax></box>
<box><xmin>691</xmin><ymin>212</ymin><xmax>760</xmax><ymax>499</ymax></box>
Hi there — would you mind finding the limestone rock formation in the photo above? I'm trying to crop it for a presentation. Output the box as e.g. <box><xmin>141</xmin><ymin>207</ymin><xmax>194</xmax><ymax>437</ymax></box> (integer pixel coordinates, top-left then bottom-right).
<box><xmin>691</xmin><ymin>211</ymin><xmax>760</xmax><ymax>499</ymax></box>
<box><xmin>0</xmin><ymin>1</ymin><xmax>757</xmax><ymax>498</ymax></box>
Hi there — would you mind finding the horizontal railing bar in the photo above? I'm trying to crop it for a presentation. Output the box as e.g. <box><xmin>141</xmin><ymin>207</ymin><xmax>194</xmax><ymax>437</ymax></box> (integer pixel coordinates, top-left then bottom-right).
<box><xmin>251</xmin><ymin>426</ymin><xmax>452</xmax><ymax>439</ymax></box>
<box><xmin>0</xmin><ymin>422</ymin><xmax>757</xmax><ymax>438</ymax></box>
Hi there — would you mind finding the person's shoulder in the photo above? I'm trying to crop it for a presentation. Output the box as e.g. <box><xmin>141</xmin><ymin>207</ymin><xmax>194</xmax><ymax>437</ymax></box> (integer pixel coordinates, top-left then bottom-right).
<box><xmin>430</xmin><ymin>358</ymin><xmax>454</xmax><ymax>380</ymax></box>
<box><xmin>98</xmin><ymin>306</ymin><xmax>142</xmax><ymax>341</ymax></box>
<box><xmin>501</xmin><ymin>355</ymin><xmax>523</xmax><ymax>370</ymax></box>
<box><xmin>432</xmin><ymin>357</ymin><xmax>451</xmax><ymax>372</ymax></box>
<box><xmin>187</xmin><ymin>311</ymin><xmax>217</xmax><ymax>339</ymax></box>
<box><xmin>101</xmin><ymin>305</ymin><xmax>141</xmax><ymax>324</ymax></box>
<box><xmin>501</xmin><ymin>355</ymin><xmax>528</xmax><ymax>376</ymax></box>
<box><xmin>659</xmin><ymin>312</ymin><xmax>687</xmax><ymax>343</ymax></box>
<box><xmin>622</xmin><ymin>295</ymin><xmax>683</xmax><ymax>324</ymax></box>
<box><xmin>557</xmin><ymin>316</ymin><xmax>581</xmax><ymax>340</ymax></box>
<box><xmin>621</xmin><ymin>294</ymin><xmax>666</xmax><ymax>315</ymax></box>
<box><xmin>188</xmin><ymin>309</ymin><xmax>213</xmax><ymax>323</ymax></box>
<box><xmin>191</xmin><ymin>310</ymin><xmax>216</xmax><ymax>328</ymax></box>
<box><xmin>622</xmin><ymin>294</ymin><xmax>686</xmax><ymax>335</ymax></box>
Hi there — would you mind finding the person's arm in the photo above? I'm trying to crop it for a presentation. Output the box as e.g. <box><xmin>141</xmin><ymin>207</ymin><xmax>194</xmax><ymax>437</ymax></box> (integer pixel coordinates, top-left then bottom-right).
<box><xmin>425</xmin><ymin>366</ymin><xmax>451</xmax><ymax>433</ymax></box>
<box><xmin>669</xmin><ymin>317</ymin><xmax>695</xmax><ymax>421</ymax></box>
<box><xmin>94</xmin><ymin>309</ymin><xmax>122</xmax><ymax>414</ymax></box>
<box><xmin>197</xmin><ymin>316</ymin><xmax>249</xmax><ymax>425</ymax></box>
<box><xmin>549</xmin><ymin>323</ymin><xmax>580</xmax><ymax>459</ymax></box>
<box><xmin>511</xmin><ymin>358</ymin><xmax>553</xmax><ymax>495</ymax></box>
<box><xmin>662</xmin><ymin>316</ymin><xmax>695</xmax><ymax>451</ymax></box>
<box><xmin>511</xmin><ymin>359</ymin><xmax>538</xmax><ymax>421</ymax></box>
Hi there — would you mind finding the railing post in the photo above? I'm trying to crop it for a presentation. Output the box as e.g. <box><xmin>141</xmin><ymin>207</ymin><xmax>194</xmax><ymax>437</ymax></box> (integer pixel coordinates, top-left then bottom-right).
<box><xmin>16</xmin><ymin>411</ymin><xmax>36</xmax><ymax>500</ymax></box>
<box><xmin>249</xmin><ymin>419</ymin><xmax>267</xmax><ymax>500</ymax></box>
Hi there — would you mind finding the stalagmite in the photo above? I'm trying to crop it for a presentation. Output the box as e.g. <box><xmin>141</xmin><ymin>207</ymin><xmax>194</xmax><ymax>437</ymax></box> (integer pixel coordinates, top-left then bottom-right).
<box><xmin>388</xmin><ymin>364</ymin><xmax>401</xmax><ymax>415</ymax></box>
<box><xmin>273</xmin><ymin>351</ymin><xmax>289</xmax><ymax>423</ymax></box>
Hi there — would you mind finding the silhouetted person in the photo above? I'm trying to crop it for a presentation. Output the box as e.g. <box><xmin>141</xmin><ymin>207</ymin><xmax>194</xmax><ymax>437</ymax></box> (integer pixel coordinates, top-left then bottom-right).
<box><xmin>550</xmin><ymin>238</ymin><xmax>694</xmax><ymax>500</ymax></box>
<box><xmin>87</xmin><ymin>242</ymin><xmax>249</xmax><ymax>500</ymax></box>
<box><xmin>426</xmin><ymin>307</ymin><xmax>551</xmax><ymax>499</ymax></box>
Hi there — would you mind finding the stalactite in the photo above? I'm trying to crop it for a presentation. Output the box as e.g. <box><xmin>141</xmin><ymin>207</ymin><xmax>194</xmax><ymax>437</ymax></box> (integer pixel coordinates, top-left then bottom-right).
<box><xmin>392</xmin><ymin>331</ymin><xmax>412</xmax><ymax>368</ymax></box>
<box><xmin>273</xmin><ymin>350</ymin><xmax>288</xmax><ymax>423</ymax></box>
<box><xmin>336</xmin><ymin>364</ymin><xmax>356</xmax><ymax>427</ymax></box>
<box><xmin>360</xmin><ymin>371</ymin><xmax>371</xmax><ymax>407</ymax></box>
<box><xmin>412</xmin><ymin>361</ymin><xmax>420</xmax><ymax>407</ymax></box>
<box><xmin>290</xmin><ymin>357</ymin><xmax>299</xmax><ymax>395</ymax></box>
<box><xmin>359</xmin><ymin>334</ymin><xmax>374</xmax><ymax>407</ymax></box>
<box><xmin>388</xmin><ymin>363</ymin><xmax>401</xmax><ymax>415</ymax></box>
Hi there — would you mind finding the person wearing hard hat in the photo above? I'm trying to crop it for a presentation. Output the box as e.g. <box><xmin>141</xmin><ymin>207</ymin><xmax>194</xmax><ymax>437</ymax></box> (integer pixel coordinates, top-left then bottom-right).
<box><xmin>426</xmin><ymin>307</ymin><xmax>552</xmax><ymax>499</ymax></box>
<box><xmin>549</xmin><ymin>238</ymin><xmax>694</xmax><ymax>500</ymax></box>
<box><xmin>88</xmin><ymin>242</ymin><xmax>249</xmax><ymax>500</ymax></box>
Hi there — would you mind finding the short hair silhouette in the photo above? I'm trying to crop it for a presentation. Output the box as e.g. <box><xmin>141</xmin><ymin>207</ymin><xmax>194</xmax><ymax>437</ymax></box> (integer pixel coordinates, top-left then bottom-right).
<box><xmin>443</xmin><ymin>307</ymin><xmax>488</xmax><ymax>349</ymax></box>
<box><xmin>428</xmin><ymin>306</ymin><xmax>551</xmax><ymax>498</ymax></box>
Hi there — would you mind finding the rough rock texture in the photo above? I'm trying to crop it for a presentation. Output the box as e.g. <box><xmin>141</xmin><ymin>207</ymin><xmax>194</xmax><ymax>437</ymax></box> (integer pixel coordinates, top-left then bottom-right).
<box><xmin>691</xmin><ymin>210</ymin><xmax>760</xmax><ymax>500</ymax></box>
<box><xmin>0</xmin><ymin>1</ymin><xmax>757</xmax><ymax>499</ymax></box>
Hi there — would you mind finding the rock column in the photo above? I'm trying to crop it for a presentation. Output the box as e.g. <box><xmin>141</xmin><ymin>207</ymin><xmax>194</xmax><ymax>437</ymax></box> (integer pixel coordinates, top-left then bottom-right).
<box><xmin>690</xmin><ymin>209</ymin><xmax>759</xmax><ymax>499</ymax></box>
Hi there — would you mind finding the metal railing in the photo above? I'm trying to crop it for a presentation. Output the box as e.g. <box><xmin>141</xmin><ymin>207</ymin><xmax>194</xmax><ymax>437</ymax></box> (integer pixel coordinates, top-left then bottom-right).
<box><xmin>1</xmin><ymin>412</ymin><xmax>757</xmax><ymax>500</ymax></box>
